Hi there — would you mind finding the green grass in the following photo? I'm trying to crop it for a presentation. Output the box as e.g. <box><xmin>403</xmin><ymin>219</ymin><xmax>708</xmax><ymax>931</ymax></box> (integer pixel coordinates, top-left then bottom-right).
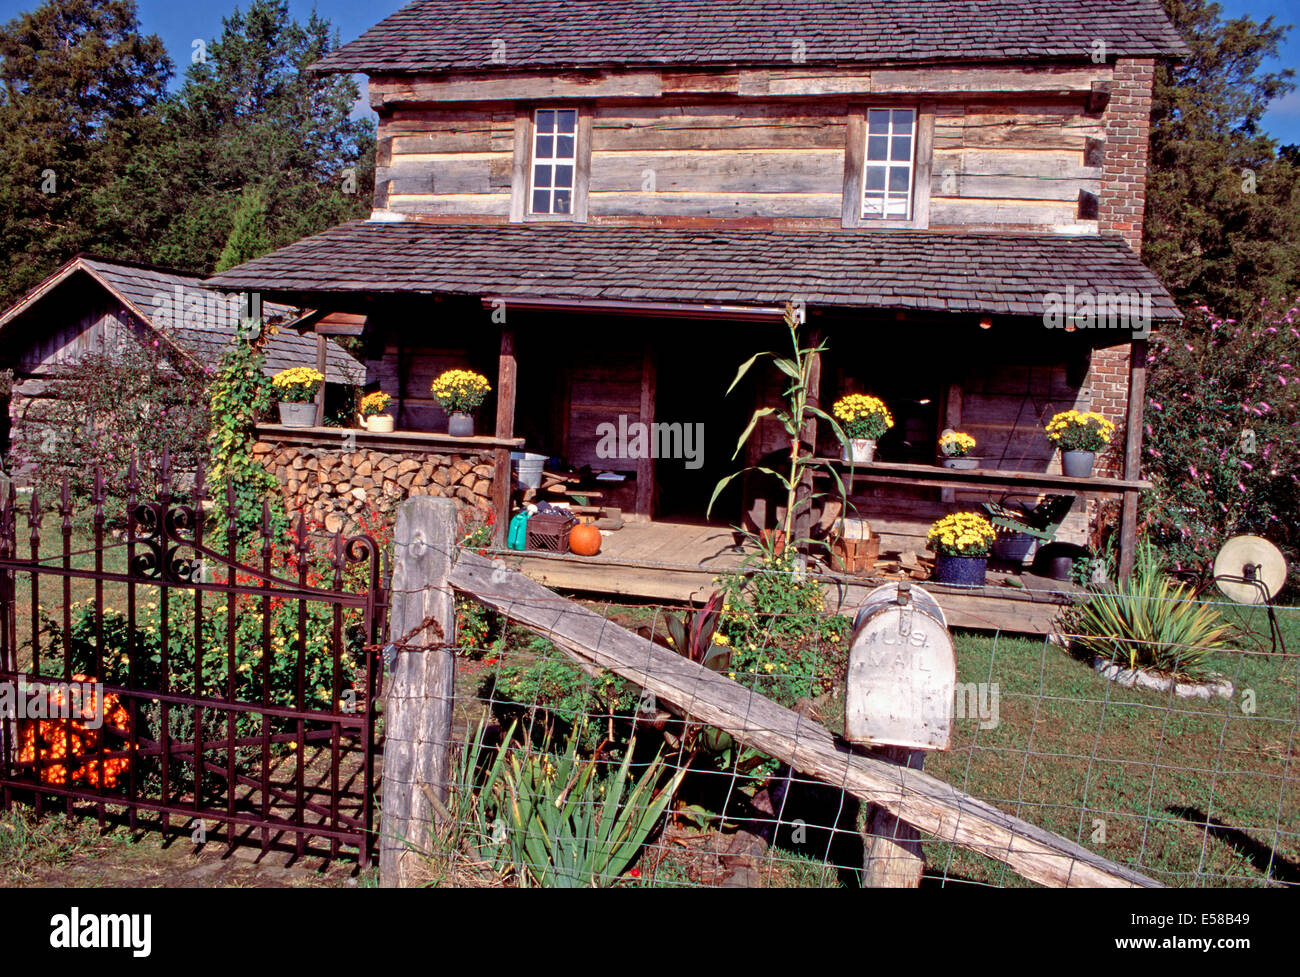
<box><xmin>922</xmin><ymin>607</ymin><xmax>1299</xmax><ymax>888</ymax></box>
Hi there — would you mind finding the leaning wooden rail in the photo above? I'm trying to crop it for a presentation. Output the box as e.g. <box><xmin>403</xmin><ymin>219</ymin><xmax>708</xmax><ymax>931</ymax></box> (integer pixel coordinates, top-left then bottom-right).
<box><xmin>448</xmin><ymin>548</ymin><xmax>1162</xmax><ymax>889</ymax></box>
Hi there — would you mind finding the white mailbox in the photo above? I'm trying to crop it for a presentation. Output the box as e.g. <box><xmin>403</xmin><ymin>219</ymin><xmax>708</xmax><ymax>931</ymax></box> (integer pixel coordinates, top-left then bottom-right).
<box><xmin>845</xmin><ymin>582</ymin><xmax>956</xmax><ymax>751</ymax></box>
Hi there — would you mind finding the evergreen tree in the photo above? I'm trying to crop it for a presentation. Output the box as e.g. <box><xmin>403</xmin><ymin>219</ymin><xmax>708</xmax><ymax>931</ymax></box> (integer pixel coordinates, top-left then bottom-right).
<box><xmin>215</xmin><ymin>184</ymin><xmax>272</xmax><ymax>272</ymax></box>
<box><xmin>0</xmin><ymin>0</ymin><xmax>170</xmax><ymax>306</ymax></box>
<box><xmin>103</xmin><ymin>0</ymin><xmax>373</xmax><ymax>275</ymax></box>
<box><xmin>1145</xmin><ymin>0</ymin><xmax>1300</xmax><ymax>318</ymax></box>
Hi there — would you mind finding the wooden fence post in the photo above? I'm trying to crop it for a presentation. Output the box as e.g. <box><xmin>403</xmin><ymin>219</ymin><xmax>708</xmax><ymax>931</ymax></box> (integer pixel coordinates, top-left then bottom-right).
<box><xmin>378</xmin><ymin>495</ymin><xmax>457</xmax><ymax>888</ymax></box>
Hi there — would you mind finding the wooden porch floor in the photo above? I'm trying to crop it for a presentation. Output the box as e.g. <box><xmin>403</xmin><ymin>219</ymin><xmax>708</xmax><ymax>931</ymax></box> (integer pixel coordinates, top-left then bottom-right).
<box><xmin>495</xmin><ymin>520</ymin><xmax>1078</xmax><ymax>634</ymax></box>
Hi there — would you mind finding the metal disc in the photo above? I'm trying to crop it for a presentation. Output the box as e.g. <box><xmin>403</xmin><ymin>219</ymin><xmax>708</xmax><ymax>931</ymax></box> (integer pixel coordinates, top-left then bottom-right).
<box><xmin>1213</xmin><ymin>535</ymin><xmax>1288</xmax><ymax>604</ymax></box>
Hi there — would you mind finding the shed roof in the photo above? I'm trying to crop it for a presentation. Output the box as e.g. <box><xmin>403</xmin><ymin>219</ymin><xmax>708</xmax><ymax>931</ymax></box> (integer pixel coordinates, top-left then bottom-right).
<box><xmin>203</xmin><ymin>219</ymin><xmax>1182</xmax><ymax>321</ymax></box>
<box><xmin>0</xmin><ymin>256</ymin><xmax>363</xmax><ymax>384</ymax></box>
<box><xmin>314</xmin><ymin>0</ymin><xmax>1189</xmax><ymax>74</ymax></box>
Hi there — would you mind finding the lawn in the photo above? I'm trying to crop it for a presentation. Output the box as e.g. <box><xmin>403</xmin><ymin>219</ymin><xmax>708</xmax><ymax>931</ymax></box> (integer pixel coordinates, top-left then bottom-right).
<box><xmin>559</xmin><ymin>596</ymin><xmax>1300</xmax><ymax>888</ymax></box>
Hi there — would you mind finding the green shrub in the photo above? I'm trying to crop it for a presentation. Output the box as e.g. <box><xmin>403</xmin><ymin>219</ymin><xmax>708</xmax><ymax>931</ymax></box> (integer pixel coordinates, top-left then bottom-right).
<box><xmin>1062</xmin><ymin>546</ymin><xmax>1239</xmax><ymax>679</ymax></box>
<box><xmin>711</xmin><ymin>551</ymin><xmax>850</xmax><ymax>704</ymax></box>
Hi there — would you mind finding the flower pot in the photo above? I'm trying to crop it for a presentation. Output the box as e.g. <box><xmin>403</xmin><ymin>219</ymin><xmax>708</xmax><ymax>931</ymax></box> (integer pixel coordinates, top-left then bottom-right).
<box><xmin>991</xmin><ymin>531</ymin><xmax>1036</xmax><ymax>565</ymax></box>
<box><xmin>840</xmin><ymin>439</ymin><xmax>876</xmax><ymax>464</ymax></box>
<box><xmin>1061</xmin><ymin>450</ymin><xmax>1095</xmax><ymax>478</ymax></box>
<box><xmin>940</xmin><ymin>456</ymin><xmax>979</xmax><ymax>470</ymax></box>
<box><xmin>278</xmin><ymin>402</ymin><xmax>316</xmax><ymax>428</ymax></box>
<box><xmin>365</xmin><ymin>414</ymin><xmax>395</xmax><ymax>434</ymax></box>
<box><xmin>932</xmin><ymin>554</ymin><xmax>988</xmax><ymax>586</ymax></box>
<box><xmin>447</xmin><ymin>411</ymin><xmax>475</xmax><ymax>438</ymax></box>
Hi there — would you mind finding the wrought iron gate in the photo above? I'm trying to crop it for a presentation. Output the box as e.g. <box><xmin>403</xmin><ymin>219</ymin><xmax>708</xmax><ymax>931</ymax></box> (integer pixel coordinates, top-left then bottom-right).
<box><xmin>0</xmin><ymin>459</ymin><xmax>387</xmax><ymax>866</ymax></box>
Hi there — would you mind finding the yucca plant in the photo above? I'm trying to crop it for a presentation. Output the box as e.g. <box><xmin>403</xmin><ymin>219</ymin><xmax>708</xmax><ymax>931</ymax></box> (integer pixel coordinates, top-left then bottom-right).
<box><xmin>495</xmin><ymin>728</ymin><xmax>685</xmax><ymax>887</ymax></box>
<box><xmin>1063</xmin><ymin>547</ymin><xmax>1238</xmax><ymax>679</ymax></box>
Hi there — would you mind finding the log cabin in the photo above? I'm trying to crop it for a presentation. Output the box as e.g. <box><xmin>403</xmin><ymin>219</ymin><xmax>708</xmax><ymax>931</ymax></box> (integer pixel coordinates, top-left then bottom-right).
<box><xmin>0</xmin><ymin>255</ymin><xmax>364</xmax><ymax>467</ymax></box>
<box><xmin>206</xmin><ymin>0</ymin><xmax>1189</xmax><ymax>631</ymax></box>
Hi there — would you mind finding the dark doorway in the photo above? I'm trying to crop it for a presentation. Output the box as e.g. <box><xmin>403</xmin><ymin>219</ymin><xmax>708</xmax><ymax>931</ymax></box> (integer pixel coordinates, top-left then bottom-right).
<box><xmin>654</xmin><ymin>321</ymin><xmax>765</xmax><ymax>521</ymax></box>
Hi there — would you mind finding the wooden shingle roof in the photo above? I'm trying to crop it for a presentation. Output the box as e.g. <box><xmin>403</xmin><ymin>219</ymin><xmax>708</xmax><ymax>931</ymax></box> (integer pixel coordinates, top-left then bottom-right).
<box><xmin>314</xmin><ymin>0</ymin><xmax>1189</xmax><ymax>74</ymax></box>
<box><xmin>204</xmin><ymin>220</ymin><xmax>1182</xmax><ymax>320</ymax></box>
<box><xmin>0</xmin><ymin>257</ymin><xmax>363</xmax><ymax>384</ymax></box>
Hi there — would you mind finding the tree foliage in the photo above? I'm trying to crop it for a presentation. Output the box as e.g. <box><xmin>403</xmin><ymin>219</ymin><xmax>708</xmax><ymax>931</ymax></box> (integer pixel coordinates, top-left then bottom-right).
<box><xmin>0</xmin><ymin>0</ymin><xmax>374</xmax><ymax>309</ymax></box>
<box><xmin>1145</xmin><ymin>0</ymin><xmax>1300</xmax><ymax>318</ymax></box>
<box><xmin>0</xmin><ymin>0</ymin><xmax>170</xmax><ymax>306</ymax></box>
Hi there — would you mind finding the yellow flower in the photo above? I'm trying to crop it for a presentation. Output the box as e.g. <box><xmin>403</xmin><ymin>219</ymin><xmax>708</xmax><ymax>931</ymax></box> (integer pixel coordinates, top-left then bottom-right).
<box><xmin>763</xmin><ymin>662</ymin><xmax>775</xmax><ymax>673</ymax></box>
<box><xmin>714</xmin><ymin>633</ymin><xmax>730</xmax><ymax>647</ymax></box>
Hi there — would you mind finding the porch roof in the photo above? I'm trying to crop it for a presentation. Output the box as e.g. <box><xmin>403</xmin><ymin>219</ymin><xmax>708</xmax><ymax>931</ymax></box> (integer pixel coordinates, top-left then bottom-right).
<box><xmin>204</xmin><ymin>220</ymin><xmax>1182</xmax><ymax>320</ymax></box>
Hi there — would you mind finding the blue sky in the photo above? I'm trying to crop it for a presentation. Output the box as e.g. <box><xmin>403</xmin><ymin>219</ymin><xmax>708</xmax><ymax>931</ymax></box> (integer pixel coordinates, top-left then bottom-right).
<box><xmin>1</xmin><ymin>0</ymin><xmax>1298</xmax><ymax>143</ymax></box>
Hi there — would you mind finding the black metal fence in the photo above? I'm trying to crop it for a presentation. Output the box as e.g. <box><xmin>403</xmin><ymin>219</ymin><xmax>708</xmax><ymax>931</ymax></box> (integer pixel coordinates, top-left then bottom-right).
<box><xmin>0</xmin><ymin>458</ymin><xmax>388</xmax><ymax>866</ymax></box>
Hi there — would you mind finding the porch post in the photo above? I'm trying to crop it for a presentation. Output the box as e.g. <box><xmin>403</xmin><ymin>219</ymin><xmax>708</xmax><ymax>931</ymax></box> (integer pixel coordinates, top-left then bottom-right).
<box><xmin>491</xmin><ymin>326</ymin><xmax>517</xmax><ymax>547</ymax></box>
<box><xmin>314</xmin><ymin>333</ymin><xmax>327</xmax><ymax>427</ymax></box>
<box><xmin>635</xmin><ymin>342</ymin><xmax>656</xmax><ymax>519</ymax></box>
<box><xmin>1116</xmin><ymin>339</ymin><xmax>1148</xmax><ymax>583</ymax></box>
<box><xmin>793</xmin><ymin>325</ymin><xmax>822</xmax><ymax>557</ymax></box>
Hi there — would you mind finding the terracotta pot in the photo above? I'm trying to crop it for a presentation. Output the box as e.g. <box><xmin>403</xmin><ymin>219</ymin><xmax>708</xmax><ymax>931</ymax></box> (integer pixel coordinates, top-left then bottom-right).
<box><xmin>569</xmin><ymin>523</ymin><xmax>603</xmax><ymax>557</ymax></box>
<box><xmin>365</xmin><ymin>414</ymin><xmax>395</xmax><ymax>433</ymax></box>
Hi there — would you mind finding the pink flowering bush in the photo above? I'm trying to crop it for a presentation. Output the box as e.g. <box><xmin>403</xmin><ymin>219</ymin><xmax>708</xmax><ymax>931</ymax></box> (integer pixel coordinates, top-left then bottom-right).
<box><xmin>1142</xmin><ymin>299</ymin><xmax>1300</xmax><ymax>580</ymax></box>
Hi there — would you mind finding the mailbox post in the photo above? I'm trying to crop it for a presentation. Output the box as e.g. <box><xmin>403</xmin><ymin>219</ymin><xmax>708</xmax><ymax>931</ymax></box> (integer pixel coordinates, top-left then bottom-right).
<box><xmin>845</xmin><ymin>582</ymin><xmax>956</xmax><ymax>887</ymax></box>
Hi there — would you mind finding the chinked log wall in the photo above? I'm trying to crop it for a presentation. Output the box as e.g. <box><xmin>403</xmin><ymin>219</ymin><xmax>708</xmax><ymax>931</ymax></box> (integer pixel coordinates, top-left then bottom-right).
<box><xmin>371</xmin><ymin>64</ymin><xmax>1110</xmax><ymax>232</ymax></box>
<box><xmin>253</xmin><ymin>440</ymin><xmax>495</xmax><ymax>533</ymax></box>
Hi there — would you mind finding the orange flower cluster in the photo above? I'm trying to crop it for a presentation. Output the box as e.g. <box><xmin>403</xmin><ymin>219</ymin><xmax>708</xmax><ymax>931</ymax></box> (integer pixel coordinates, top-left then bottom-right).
<box><xmin>16</xmin><ymin>675</ymin><xmax>132</xmax><ymax>788</ymax></box>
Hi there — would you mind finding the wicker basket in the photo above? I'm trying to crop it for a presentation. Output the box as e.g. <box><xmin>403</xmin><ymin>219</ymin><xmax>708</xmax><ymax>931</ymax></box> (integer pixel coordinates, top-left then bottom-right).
<box><xmin>526</xmin><ymin>512</ymin><xmax>576</xmax><ymax>553</ymax></box>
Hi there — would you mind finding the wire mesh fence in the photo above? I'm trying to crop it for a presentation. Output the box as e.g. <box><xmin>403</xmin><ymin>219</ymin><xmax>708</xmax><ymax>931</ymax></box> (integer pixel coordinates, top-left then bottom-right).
<box><xmin>421</xmin><ymin>555</ymin><xmax>1298</xmax><ymax>889</ymax></box>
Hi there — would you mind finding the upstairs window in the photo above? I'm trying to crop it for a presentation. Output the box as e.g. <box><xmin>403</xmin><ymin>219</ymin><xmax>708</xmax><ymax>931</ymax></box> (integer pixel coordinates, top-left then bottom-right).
<box><xmin>530</xmin><ymin>108</ymin><xmax>578</xmax><ymax>216</ymax></box>
<box><xmin>862</xmin><ymin>108</ymin><xmax>916</xmax><ymax>221</ymax></box>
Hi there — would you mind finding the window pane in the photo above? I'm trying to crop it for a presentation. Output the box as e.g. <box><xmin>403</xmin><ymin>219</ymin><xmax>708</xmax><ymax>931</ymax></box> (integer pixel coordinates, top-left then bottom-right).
<box><xmin>556</xmin><ymin>110</ymin><xmax>577</xmax><ymax>134</ymax></box>
<box><xmin>532</xmin><ymin>189</ymin><xmax>550</xmax><ymax>213</ymax></box>
<box><xmin>862</xmin><ymin>194</ymin><xmax>884</xmax><ymax>216</ymax></box>
<box><xmin>885</xmin><ymin>198</ymin><xmax>907</xmax><ymax>218</ymax></box>
<box><xmin>888</xmin><ymin>167</ymin><xmax>910</xmax><ymax>192</ymax></box>
<box><xmin>554</xmin><ymin>164</ymin><xmax>574</xmax><ymax>188</ymax></box>
<box><xmin>534</xmin><ymin>164</ymin><xmax>552</xmax><ymax>189</ymax></box>
<box><xmin>553</xmin><ymin>190</ymin><xmax>572</xmax><ymax>214</ymax></box>
<box><xmin>892</xmin><ymin>109</ymin><xmax>914</xmax><ymax>132</ymax></box>
<box><xmin>556</xmin><ymin>135</ymin><xmax>575</xmax><ymax>159</ymax></box>
<box><xmin>891</xmin><ymin>136</ymin><xmax>911</xmax><ymax>161</ymax></box>
<box><xmin>865</xmin><ymin>166</ymin><xmax>886</xmax><ymax>191</ymax></box>
<box><xmin>536</xmin><ymin>110</ymin><xmax>556</xmax><ymax>131</ymax></box>
<box><xmin>868</xmin><ymin>109</ymin><xmax>891</xmax><ymax>134</ymax></box>
<box><xmin>867</xmin><ymin>135</ymin><xmax>888</xmax><ymax>160</ymax></box>
<box><xmin>536</xmin><ymin>135</ymin><xmax>553</xmax><ymax>158</ymax></box>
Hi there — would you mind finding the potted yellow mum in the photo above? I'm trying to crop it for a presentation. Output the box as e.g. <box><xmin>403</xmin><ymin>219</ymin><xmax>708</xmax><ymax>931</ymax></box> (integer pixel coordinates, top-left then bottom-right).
<box><xmin>271</xmin><ymin>367</ymin><xmax>324</xmax><ymax>427</ymax></box>
<box><xmin>832</xmin><ymin>393</ymin><xmax>893</xmax><ymax>463</ymax></box>
<box><xmin>927</xmin><ymin>512</ymin><xmax>997</xmax><ymax>586</ymax></box>
<box><xmin>431</xmin><ymin>369</ymin><xmax>491</xmax><ymax>437</ymax></box>
<box><xmin>938</xmin><ymin>429</ymin><xmax>978</xmax><ymax>470</ymax></box>
<box><xmin>359</xmin><ymin>391</ymin><xmax>394</xmax><ymax>433</ymax></box>
<box><xmin>1045</xmin><ymin>410</ymin><xmax>1115</xmax><ymax>477</ymax></box>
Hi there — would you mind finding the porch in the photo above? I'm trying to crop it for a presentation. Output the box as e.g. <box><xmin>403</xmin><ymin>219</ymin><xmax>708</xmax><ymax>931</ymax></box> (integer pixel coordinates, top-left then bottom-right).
<box><xmin>494</xmin><ymin>518</ymin><xmax>1081</xmax><ymax>633</ymax></box>
<box><xmin>206</xmin><ymin>222</ymin><xmax>1176</xmax><ymax>627</ymax></box>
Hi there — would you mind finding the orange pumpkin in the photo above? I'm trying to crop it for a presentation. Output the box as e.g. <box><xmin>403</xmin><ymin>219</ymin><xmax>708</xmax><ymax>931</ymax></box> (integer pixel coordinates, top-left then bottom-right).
<box><xmin>569</xmin><ymin>523</ymin><xmax>602</xmax><ymax>556</ymax></box>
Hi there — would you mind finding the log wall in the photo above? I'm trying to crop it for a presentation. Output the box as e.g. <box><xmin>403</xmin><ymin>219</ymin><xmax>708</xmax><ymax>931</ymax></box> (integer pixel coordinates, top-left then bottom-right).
<box><xmin>372</xmin><ymin>64</ymin><xmax>1113</xmax><ymax>233</ymax></box>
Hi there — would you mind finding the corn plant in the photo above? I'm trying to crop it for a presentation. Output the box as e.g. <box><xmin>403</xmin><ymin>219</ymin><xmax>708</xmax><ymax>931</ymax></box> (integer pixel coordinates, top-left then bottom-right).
<box><xmin>708</xmin><ymin>302</ymin><xmax>849</xmax><ymax>556</ymax></box>
<box><xmin>494</xmin><ymin>728</ymin><xmax>685</xmax><ymax>887</ymax></box>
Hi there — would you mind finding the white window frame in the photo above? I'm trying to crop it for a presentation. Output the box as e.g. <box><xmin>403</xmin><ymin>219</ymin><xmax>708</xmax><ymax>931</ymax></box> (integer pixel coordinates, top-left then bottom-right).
<box><xmin>861</xmin><ymin>107</ymin><xmax>917</xmax><ymax>222</ymax></box>
<box><xmin>528</xmin><ymin>108</ymin><xmax>579</xmax><ymax>217</ymax></box>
